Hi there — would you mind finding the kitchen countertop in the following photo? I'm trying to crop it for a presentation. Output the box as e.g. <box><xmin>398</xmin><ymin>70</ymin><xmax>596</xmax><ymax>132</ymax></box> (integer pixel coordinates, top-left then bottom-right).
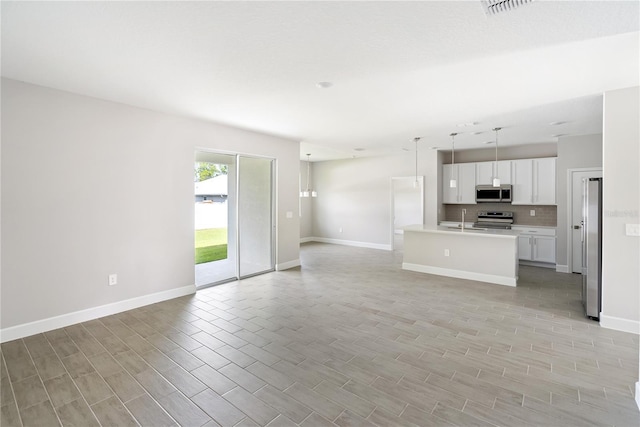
<box><xmin>405</xmin><ymin>224</ymin><xmax>520</xmax><ymax>238</ymax></box>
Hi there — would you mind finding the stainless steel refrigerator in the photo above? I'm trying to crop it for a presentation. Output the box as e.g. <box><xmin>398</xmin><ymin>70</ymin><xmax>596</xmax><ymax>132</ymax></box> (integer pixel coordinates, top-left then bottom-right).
<box><xmin>582</xmin><ymin>178</ymin><xmax>602</xmax><ymax>320</ymax></box>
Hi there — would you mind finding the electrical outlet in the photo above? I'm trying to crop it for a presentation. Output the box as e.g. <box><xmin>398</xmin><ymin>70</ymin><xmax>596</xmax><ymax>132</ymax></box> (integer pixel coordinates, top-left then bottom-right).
<box><xmin>530</xmin><ymin>210</ymin><xmax>536</xmax><ymax>216</ymax></box>
<box><xmin>286</xmin><ymin>211</ymin><xmax>293</xmax><ymax>219</ymax></box>
<box><xmin>626</xmin><ymin>224</ymin><xmax>640</xmax><ymax>236</ymax></box>
<box><xmin>339</xmin><ymin>227</ymin><xmax>343</xmax><ymax>233</ymax></box>
<box><xmin>444</xmin><ymin>249</ymin><xmax>450</xmax><ymax>256</ymax></box>
<box><xmin>108</xmin><ymin>274</ymin><xmax>118</xmax><ymax>286</ymax></box>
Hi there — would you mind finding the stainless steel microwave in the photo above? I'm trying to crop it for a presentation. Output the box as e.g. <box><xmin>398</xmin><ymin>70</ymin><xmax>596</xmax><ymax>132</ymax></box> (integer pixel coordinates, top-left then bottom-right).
<box><xmin>476</xmin><ymin>185</ymin><xmax>512</xmax><ymax>203</ymax></box>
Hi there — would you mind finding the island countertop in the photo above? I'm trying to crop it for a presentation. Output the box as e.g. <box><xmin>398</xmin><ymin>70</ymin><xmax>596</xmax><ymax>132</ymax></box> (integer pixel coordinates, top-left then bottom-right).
<box><xmin>404</xmin><ymin>224</ymin><xmax>520</xmax><ymax>238</ymax></box>
<box><xmin>402</xmin><ymin>224</ymin><xmax>519</xmax><ymax>286</ymax></box>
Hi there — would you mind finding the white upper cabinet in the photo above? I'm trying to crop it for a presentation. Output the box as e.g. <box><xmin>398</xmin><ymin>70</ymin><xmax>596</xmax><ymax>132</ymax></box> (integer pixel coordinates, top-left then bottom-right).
<box><xmin>476</xmin><ymin>160</ymin><xmax>511</xmax><ymax>185</ymax></box>
<box><xmin>511</xmin><ymin>158</ymin><xmax>556</xmax><ymax>205</ymax></box>
<box><xmin>533</xmin><ymin>157</ymin><xmax>556</xmax><ymax>205</ymax></box>
<box><xmin>442</xmin><ymin>163</ymin><xmax>476</xmax><ymax>204</ymax></box>
<box><xmin>511</xmin><ymin>159</ymin><xmax>533</xmax><ymax>204</ymax></box>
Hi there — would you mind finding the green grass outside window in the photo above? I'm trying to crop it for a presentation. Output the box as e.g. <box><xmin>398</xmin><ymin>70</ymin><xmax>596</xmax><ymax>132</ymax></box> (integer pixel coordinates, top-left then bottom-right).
<box><xmin>195</xmin><ymin>228</ymin><xmax>228</xmax><ymax>264</ymax></box>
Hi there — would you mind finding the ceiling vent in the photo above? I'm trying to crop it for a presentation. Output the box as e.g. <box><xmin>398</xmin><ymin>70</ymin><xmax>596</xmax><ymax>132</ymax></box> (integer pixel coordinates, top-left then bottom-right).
<box><xmin>482</xmin><ymin>0</ymin><xmax>535</xmax><ymax>16</ymax></box>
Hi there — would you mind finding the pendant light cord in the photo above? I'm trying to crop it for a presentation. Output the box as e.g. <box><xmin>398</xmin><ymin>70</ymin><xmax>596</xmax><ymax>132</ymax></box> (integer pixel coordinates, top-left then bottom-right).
<box><xmin>450</xmin><ymin>133</ymin><xmax>457</xmax><ymax>166</ymax></box>
<box><xmin>415</xmin><ymin>137</ymin><xmax>419</xmax><ymax>184</ymax></box>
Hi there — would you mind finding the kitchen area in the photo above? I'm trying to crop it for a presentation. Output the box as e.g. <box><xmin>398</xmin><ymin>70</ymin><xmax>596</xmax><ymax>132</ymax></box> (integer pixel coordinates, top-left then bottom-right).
<box><xmin>403</xmin><ymin>156</ymin><xmax>565</xmax><ymax>285</ymax></box>
<box><xmin>402</xmin><ymin>149</ymin><xmax>607</xmax><ymax>320</ymax></box>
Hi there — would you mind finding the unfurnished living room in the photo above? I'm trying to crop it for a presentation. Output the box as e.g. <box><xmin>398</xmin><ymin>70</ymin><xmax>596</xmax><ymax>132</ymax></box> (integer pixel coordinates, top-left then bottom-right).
<box><xmin>1</xmin><ymin>2</ymin><xmax>639</xmax><ymax>427</ymax></box>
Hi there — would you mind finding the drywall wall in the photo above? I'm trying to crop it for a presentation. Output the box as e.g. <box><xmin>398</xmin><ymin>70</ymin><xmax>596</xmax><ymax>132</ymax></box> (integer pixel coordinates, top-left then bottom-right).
<box><xmin>601</xmin><ymin>86</ymin><xmax>639</xmax><ymax>333</ymax></box>
<box><xmin>1</xmin><ymin>79</ymin><xmax>300</xmax><ymax>333</ymax></box>
<box><xmin>310</xmin><ymin>149</ymin><xmax>439</xmax><ymax>247</ymax></box>
<box><xmin>555</xmin><ymin>134</ymin><xmax>603</xmax><ymax>270</ymax></box>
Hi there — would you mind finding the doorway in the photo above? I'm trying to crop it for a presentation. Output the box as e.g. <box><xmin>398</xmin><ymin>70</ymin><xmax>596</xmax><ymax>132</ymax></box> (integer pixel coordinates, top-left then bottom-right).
<box><xmin>390</xmin><ymin>176</ymin><xmax>424</xmax><ymax>251</ymax></box>
<box><xmin>568</xmin><ymin>168</ymin><xmax>602</xmax><ymax>273</ymax></box>
<box><xmin>194</xmin><ymin>151</ymin><xmax>275</xmax><ymax>288</ymax></box>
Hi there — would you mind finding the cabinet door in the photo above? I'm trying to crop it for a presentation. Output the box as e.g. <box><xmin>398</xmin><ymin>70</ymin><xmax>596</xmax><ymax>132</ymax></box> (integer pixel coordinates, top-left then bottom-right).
<box><xmin>511</xmin><ymin>159</ymin><xmax>533</xmax><ymax>204</ymax></box>
<box><xmin>458</xmin><ymin>163</ymin><xmax>477</xmax><ymax>204</ymax></box>
<box><xmin>475</xmin><ymin>162</ymin><xmax>494</xmax><ymax>185</ymax></box>
<box><xmin>497</xmin><ymin>160</ymin><xmax>512</xmax><ymax>185</ymax></box>
<box><xmin>533</xmin><ymin>236</ymin><xmax>556</xmax><ymax>263</ymax></box>
<box><xmin>442</xmin><ymin>164</ymin><xmax>457</xmax><ymax>204</ymax></box>
<box><xmin>534</xmin><ymin>158</ymin><xmax>556</xmax><ymax>205</ymax></box>
<box><xmin>518</xmin><ymin>235</ymin><xmax>532</xmax><ymax>260</ymax></box>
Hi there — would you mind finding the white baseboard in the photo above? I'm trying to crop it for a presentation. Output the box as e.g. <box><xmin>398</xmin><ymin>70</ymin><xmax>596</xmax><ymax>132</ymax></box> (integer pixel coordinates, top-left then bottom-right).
<box><xmin>402</xmin><ymin>263</ymin><xmax>517</xmax><ymax>287</ymax></box>
<box><xmin>0</xmin><ymin>285</ymin><xmax>196</xmax><ymax>343</ymax></box>
<box><xmin>276</xmin><ymin>259</ymin><xmax>301</xmax><ymax>271</ymax></box>
<box><xmin>636</xmin><ymin>382</ymin><xmax>640</xmax><ymax>411</ymax></box>
<box><xmin>600</xmin><ymin>313</ymin><xmax>640</xmax><ymax>334</ymax></box>
<box><xmin>301</xmin><ymin>237</ymin><xmax>392</xmax><ymax>251</ymax></box>
<box><xmin>555</xmin><ymin>264</ymin><xmax>569</xmax><ymax>273</ymax></box>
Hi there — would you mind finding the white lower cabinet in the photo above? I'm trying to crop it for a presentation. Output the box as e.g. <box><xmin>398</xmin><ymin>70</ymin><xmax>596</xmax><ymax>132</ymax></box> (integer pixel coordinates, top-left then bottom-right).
<box><xmin>512</xmin><ymin>226</ymin><xmax>556</xmax><ymax>264</ymax></box>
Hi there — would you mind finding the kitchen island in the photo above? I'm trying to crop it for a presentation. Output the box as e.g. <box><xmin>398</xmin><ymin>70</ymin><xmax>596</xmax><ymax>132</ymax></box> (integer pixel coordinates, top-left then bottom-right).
<box><xmin>402</xmin><ymin>225</ymin><xmax>520</xmax><ymax>286</ymax></box>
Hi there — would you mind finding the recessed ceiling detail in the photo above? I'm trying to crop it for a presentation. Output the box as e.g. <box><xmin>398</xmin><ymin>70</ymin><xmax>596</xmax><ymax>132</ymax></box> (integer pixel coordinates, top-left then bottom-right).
<box><xmin>482</xmin><ymin>0</ymin><xmax>535</xmax><ymax>16</ymax></box>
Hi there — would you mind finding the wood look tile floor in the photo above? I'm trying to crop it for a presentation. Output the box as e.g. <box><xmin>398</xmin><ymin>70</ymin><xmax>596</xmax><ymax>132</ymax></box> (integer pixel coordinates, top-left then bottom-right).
<box><xmin>2</xmin><ymin>242</ymin><xmax>639</xmax><ymax>426</ymax></box>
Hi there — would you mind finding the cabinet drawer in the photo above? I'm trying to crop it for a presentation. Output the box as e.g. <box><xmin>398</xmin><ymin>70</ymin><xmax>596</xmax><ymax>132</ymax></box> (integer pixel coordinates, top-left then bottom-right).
<box><xmin>512</xmin><ymin>227</ymin><xmax>556</xmax><ymax>236</ymax></box>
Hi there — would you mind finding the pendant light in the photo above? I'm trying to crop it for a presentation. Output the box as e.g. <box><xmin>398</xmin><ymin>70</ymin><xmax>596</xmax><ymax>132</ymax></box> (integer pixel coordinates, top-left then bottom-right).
<box><xmin>449</xmin><ymin>133</ymin><xmax>458</xmax><ymax>188</ymax></box>
<box><xmin>300</xmin><ymin>153</ymin><xmax>317</xmax><ymax>198</ymax></box>
<box><xmin>492</xmin><ymin>127</ymin><xmax>502</xmax><ymax>187</ymax></box>
<box><xmin>413</xmin><ymin>137</ymin><xmax>421</xmax><ymax>188</ymax></box>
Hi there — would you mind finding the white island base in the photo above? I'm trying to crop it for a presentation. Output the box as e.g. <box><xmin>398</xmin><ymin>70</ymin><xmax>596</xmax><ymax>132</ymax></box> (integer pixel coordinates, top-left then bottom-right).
<box><xmin>402</xmin><ymin>225</ymin><xmax>519</xmax><ymax>287</ymax></box>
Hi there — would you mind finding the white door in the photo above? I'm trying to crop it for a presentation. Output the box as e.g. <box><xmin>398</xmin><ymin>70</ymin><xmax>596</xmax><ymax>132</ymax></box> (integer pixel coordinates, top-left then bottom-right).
<box><xmin>391</xmin><ymin>177</ymin><xmax>424</xmax><ymax>251</ymax></box>
<box><xmin>570</xmin><ymin>169</ymin><xmax>602</xmax><ymax>273</ymax></box>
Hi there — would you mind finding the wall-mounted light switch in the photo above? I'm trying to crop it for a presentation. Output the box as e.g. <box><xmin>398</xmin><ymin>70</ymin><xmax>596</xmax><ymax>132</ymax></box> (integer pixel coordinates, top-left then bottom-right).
<box><xmin>444</xmin><ymin>249</ymin><xmax>450</xmax><ymax>256</ymax></box>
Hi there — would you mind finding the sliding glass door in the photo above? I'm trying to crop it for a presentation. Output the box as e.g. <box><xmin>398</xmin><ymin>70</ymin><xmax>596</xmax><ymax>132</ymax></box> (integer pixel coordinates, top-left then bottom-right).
<box><xmin>194</xmin><ymin>151</ymin><xmax>274</xmax><ymax>287</ymax></box>
<box><xmin>238</xmin><ymin>156</ymin><xmax>274</xmax><ymax>278</ymax></box>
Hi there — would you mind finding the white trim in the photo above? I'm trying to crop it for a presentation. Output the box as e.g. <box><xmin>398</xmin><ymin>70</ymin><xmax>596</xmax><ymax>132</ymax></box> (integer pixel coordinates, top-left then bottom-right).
<box><xmin>599</xmin><ymin>313</ymin><xmax>640</xmax><ymax>334</ymax></box>
<box><xmin>402</xmin><ymin>262</ymin><xmax>517</xmax><ymax>287</ymax></box>
<box><xmin>276</xmin><ymin>259</ymin><xmax>300</xmax><ymax>271</ymax></box>
<box><xmin>635</xmin><ymin>382</ymin><xmax>639</xmax><ymax>411</ymax></box>
<box><xmin>303</xmin><ymin>237</ymin><xmax>392</xmax><ymax>251</ymax></box>
<box><xmin>300</xmin><ymin>237</ymin><xmax>315</xmax><ymax>243</ymax></box>
<box><xmin>555</xmin><ymin>264</ymin><xmax>569</xmax><ymax>273</ymax></box>
<box><xmin>0</xmin><ymin>285</ymin><xmax>196</xmax><ymax>343</ymax></box>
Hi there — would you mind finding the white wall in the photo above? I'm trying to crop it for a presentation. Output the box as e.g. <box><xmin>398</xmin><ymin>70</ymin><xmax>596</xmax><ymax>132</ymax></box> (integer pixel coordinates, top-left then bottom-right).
<box><xmin>310</xmin><ymin>149</ymin><xmax>439</xmax><ymax>247</ymax></box>
<box><xmin>601</xmin><ymin>86</ymin><xmax>639</xmax><ymax>334</ymax></box>
<box><xmin>1</xmin><ymin>79</ymin><xmax>300</xmax><ymax>335</ymax></box>
<box><xmin>555</xmin><ymin>133</ymin><xmax>603</xmax><ymax>270</ymax></box>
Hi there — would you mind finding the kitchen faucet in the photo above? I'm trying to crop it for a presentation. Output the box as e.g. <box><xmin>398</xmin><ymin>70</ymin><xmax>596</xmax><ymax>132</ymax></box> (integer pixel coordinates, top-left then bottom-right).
<box><xmin>461</xmin><ymin>209</ymin><xmax>467</xmax><ymax>230</ymax></box>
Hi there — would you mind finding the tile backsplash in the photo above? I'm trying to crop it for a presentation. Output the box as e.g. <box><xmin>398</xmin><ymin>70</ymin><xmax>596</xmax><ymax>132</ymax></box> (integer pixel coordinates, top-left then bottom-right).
<box><xmin>443</xmin><ymin>203</ymin><xmax>557</xmax><ymax>227</ymax></box>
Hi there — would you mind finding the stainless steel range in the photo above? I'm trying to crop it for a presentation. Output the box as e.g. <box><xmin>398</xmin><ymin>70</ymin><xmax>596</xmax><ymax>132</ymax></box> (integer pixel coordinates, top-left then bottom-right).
<box><xmin>474</xmin><ymin>211</ymin><xmax>514</xmax><ymax>229</ymax></box>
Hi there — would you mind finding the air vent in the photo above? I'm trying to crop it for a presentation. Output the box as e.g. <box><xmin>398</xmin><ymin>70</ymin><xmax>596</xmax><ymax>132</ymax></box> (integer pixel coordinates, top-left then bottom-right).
<box><xmin>482</xmin><ymin>0</ymin><xmax>535</xmax><ymax>16</ymax></box>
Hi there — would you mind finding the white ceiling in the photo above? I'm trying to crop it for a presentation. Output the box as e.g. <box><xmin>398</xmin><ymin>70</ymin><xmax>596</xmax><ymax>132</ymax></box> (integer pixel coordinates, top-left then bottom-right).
<box><xmin>2</xmin><ymin>1</ymin><xmax>639</xmax><ymax>161</ymax></box>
